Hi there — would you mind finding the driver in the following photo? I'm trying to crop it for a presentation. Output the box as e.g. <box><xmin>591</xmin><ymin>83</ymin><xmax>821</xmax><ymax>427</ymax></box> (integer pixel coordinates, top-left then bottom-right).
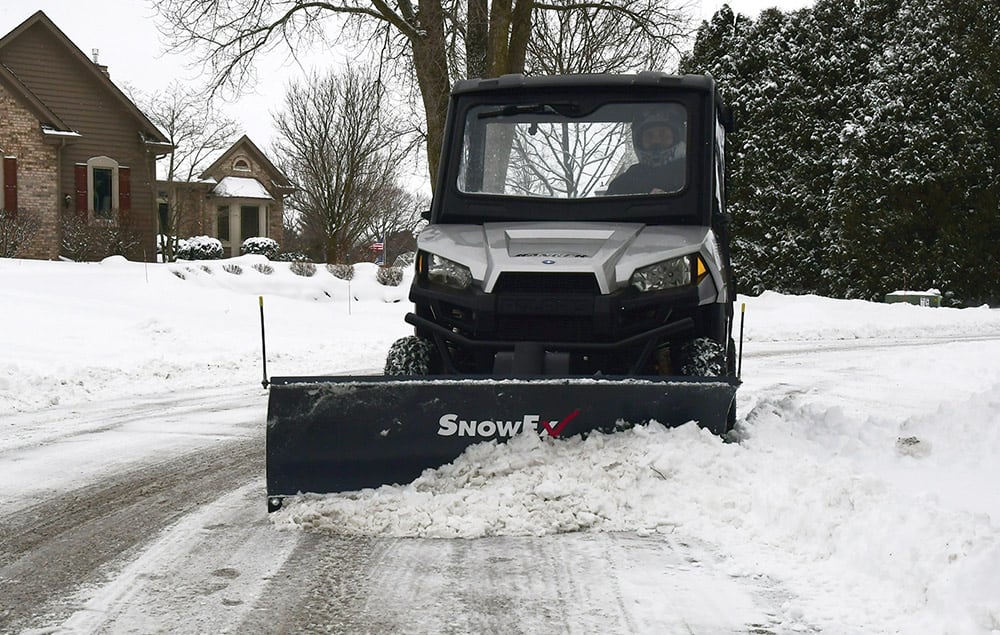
<box><xmin>606</xmin><ymin>108</ymin><xmax>685</xmax><ymax>195</ymax></box>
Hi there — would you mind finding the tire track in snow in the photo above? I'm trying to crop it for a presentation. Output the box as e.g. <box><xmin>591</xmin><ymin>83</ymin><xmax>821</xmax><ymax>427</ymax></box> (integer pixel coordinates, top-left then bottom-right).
<box><xmin>0</xmin><ymin>437</ymin><xmax>261</xmax><ymax>633</ymax></box>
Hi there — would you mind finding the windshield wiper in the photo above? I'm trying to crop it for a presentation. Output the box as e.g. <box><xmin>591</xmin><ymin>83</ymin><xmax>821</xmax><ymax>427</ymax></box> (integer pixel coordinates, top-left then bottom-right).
<box><xmin>477</xmin><ymin>103</ymin><xmax>578</xmax><ymax>119</ymax></box>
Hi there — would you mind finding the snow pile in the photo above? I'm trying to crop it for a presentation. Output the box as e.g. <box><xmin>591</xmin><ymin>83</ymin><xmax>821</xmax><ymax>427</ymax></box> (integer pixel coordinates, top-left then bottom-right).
<box><xmin>744</xmin><ymin>290</ymin><xmax>999</xmax><ymax>342</ymax></box>
<box><xmin>277</xmin><ymin>388</ymin><xmax>1000</xmax><ymax>631</ymax></box>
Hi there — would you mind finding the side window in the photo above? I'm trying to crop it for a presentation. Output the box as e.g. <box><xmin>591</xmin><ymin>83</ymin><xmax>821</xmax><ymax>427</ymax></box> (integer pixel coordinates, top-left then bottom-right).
<box><xmin>714</xmin><ymin>120</ymin><xmax>727</xmax><ymax>215</ymax></box>
<box><xmin>234</xmin><ymin>158</ymin><xmax>251</xmax><ymax>172</ymax></box>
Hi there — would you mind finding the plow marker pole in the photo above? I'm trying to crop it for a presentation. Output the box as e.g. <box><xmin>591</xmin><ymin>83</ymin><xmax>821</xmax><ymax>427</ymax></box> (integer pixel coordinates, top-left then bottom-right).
<box><xmin>259</xmin><ymin>296</ymin><xmax>269</xmax><ymax>389</ymax></box>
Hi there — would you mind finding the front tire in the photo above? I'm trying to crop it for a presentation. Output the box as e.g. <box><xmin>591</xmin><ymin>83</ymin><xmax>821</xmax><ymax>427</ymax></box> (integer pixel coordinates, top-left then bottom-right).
<box><xmin>384</xmin><ymin>336</ymin><xmax>435</xmax><ymax>375</ymax></box>
<box><xmin>677</xmin><ymin>337</ymin><xmax>726</xmax><ymax>377</ymax></box>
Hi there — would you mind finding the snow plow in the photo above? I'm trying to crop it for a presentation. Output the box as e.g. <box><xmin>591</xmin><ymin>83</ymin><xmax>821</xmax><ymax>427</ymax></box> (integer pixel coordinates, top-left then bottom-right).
<box><xmin>266</xmin><ymin>72</ymin><xmax>739</xmax><ymax>511</ymax></box>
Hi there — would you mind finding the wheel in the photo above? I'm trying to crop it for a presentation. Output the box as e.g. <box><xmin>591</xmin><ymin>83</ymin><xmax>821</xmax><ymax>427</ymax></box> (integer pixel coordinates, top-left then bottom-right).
<box><xmin>384</xmin><ymin>335</ymin><xmax>435</xmax><ymax>375</ymax></box>
<box><xmin>676</xmin><ymin>337</ymin><xmax>726</xmax><ymax>377</ymax></box>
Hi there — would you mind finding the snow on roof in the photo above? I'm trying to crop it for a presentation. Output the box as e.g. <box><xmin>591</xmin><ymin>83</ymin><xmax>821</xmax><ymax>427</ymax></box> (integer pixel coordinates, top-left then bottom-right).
<box><xmin>211</xmin><ymin>176</ymin><xmax>273</xmax><ymax>200</ymax></box>
<box><xmin>40</xmin><ymin>126</ymin><xmax>81</xmax><ymax>138</ymax></box>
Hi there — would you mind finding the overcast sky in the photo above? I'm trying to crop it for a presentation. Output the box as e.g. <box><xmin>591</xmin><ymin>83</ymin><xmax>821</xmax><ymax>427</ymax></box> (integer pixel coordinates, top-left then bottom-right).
<box><xmin>2</xmin><ymin>0</ymin><xmax>812</xmax><ymax>153</ymax></box>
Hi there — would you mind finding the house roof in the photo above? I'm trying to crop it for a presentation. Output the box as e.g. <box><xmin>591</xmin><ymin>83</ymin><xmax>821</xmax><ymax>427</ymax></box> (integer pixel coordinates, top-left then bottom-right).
<box><xmin>201</xmin><ymin>135</ymin><xmax>293</xmax><ymax>192</ymax></box>
<box><xmin>211</xmin><ymin>176</ymin><xmax>274</xmax><ymax>200</ymax></box>
<box><xmin>0</xmin><ymin>62</ymin><xmax>72</xmax><ymax>133</ymax></box>
<box><xmin>0</xmin><ymin>10</ymin><xmax>171</xmax><ymax>148</ymax></box>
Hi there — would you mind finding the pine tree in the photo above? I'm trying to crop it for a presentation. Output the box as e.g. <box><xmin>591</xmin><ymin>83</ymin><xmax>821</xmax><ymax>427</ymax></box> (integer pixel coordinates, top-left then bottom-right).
<box><xmin>684</xmin><ymin>0</ymin><xmax>1000</xmax><ymax>305</ymax></box>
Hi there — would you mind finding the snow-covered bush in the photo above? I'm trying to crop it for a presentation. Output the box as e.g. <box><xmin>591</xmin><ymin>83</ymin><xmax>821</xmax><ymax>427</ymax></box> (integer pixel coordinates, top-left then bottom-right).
<box><xmin>241</xmin><ymin>237</ymin><xmax>279</xmax><ymax>259</ymax></box>
<box><xmin>223</xmin><ymin>263</ymin><xmax>243</xmax><ymax>275</ymax></box>
<box><xmin>253</xmin><ymin>263</ymin><xmax>274</xmax><ymax>275</ymax></box>
<box><xmin>176</xmin><ymin>236</ymin><xmax>223</xmax><ymax>260</ymax></box>
<box><xmin>326</xmin><ymin>263</ymin><xmax>355</xmax><ymax>281</ymax></box>
<box><xmin>393</xmin><ymin>251</ymin><xmax>416</xmax><ymax>268</ymax></box>
<box><xmin>276</xmin><ymin>251</ymin><xmax>310</xmax><ymax>262</ymax></box>
<box><xmin>290</xmin><ymin>261</ymin><xmax>317</xmax><ymax>277</ymax></box>
<box><xmin>376</xmin><ymin>266</ymin><xmax>404</xmax><ymax>287</ymax></box>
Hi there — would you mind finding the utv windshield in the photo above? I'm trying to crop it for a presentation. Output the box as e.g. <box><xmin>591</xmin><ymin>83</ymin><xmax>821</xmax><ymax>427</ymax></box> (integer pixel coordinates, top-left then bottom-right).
<box><xmin>458</xmin><ymin>101</ymin><xmax>687</xmax><ymax>198</ymax></box>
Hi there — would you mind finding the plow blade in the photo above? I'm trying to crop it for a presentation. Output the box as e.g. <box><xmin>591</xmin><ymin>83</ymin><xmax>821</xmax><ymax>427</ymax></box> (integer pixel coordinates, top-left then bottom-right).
<box><xmin>265</xmin><ymin>375</ymin><xmax>738</xmax><ymax>510</ymax></box>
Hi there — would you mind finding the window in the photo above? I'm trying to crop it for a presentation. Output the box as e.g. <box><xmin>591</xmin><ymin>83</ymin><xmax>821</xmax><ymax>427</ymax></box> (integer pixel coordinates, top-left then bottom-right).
<box><xmin>93</xmin><ymin>167</ymin><xmax>113</xmax><ymax>214</ymax></box>
<box><xmin>240</xmin><ymin>205</ymin><xmax>260</xmax><ymax>241</ymax></box>
<box><xmin>157</xmin><ymin>202</ymin><xmax>170</xmax><ymax>234</ymax></box>
<box><xmin>216</xmin><ymin>203</ymin><xmax>266</xmax><ymax>257</ymax></box>
<box><xmin>458</xmin><ymin>101</ymin><xmax>687</xmax><ymax>199</ymax></box>
<box><xmin>77</xmin><ymin>156</ymin><xmax>129</xmax><ymax>219</ymax></box>
<box><xmin>233</xmin><ymin>158</ymin><xmax>251</xmax><ymax>171</ymax></box>
<box><xmin>217</xmin><ymin>206</ymin><xmax>231</xmax><ymax>242</ymax></box>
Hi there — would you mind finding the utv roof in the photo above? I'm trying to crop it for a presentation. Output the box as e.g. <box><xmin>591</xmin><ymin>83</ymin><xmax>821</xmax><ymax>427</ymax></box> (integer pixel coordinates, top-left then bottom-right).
<box><xmin>451</xmin><ymin>72</ymin><xmax>718</xmax><ymax>95</ymax></box>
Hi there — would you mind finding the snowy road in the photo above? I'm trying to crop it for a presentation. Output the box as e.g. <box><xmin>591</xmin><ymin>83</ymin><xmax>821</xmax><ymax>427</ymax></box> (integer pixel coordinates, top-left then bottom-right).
<box><xmin>3</xmin><ymin>332</ymin><xmax>1000</xmax><ymax>633</ymax></box>
<box><xmin>1</xmin><ymin>384</ymin><xmax>787</xmax><ymax>634</ymax></box>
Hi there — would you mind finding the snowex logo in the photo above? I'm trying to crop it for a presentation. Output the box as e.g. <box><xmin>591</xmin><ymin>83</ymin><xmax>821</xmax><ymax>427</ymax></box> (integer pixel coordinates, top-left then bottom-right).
<box><xmin>437</xmin><ymin>409</ymin><xmax>581</xmax><ymax>438</ymax></box>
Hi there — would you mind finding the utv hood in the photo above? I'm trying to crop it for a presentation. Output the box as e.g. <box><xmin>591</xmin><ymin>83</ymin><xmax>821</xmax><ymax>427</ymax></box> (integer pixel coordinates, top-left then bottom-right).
<box><xmin>417</xmin><ymin>221</ymin><xmax>723</xmax><ymax>294</ymax></box>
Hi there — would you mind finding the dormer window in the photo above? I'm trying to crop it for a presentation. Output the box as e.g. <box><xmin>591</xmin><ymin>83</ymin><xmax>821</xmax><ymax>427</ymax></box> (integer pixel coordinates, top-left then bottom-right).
<box><xmin>234</xmin><ymin>158</ymin><xmax>251</xmax><ymax>172</ymax></box>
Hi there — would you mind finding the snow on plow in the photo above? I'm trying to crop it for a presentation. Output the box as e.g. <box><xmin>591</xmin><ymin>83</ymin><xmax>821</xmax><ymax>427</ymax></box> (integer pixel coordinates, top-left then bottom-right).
<box><xmin>265</xmin><ymin>375</ymin><xmax>739</xmax><ymax>511</ymax></box>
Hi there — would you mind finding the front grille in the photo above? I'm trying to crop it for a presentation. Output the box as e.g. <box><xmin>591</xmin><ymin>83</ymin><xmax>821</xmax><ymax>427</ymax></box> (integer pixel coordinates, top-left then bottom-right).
<box><xmin>493</xmin><ymin>272</ymin><xmax>600</xmax><ymax>294</ymax></box>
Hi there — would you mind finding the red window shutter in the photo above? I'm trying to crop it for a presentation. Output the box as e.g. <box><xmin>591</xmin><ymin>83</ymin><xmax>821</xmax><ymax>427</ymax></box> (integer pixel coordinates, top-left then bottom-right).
<box><xmin>74</xmin><ymin>164</ymin><xmax>88</xmax><ymax>217</ymax></box>
<box><xmin>118</xmin><ymin>166</ymin><xmax>131</xmax><ymax>217</ymax></box>
<box><xmin>2</xmin><ymin>157</ymin><xmax>16</xmax><ymax>216</ymax></box>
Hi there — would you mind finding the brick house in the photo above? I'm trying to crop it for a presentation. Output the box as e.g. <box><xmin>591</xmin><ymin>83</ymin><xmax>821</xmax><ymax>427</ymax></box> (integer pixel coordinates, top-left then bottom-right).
<box><xmin>158</xmin><ymin>135</ymin><xmax>292</xmax><ymax>258</ymax></box>
<box><xmin>0</xmin><ymin>11</ymin><xmax>172</xmax><ymax>261</ymax></box>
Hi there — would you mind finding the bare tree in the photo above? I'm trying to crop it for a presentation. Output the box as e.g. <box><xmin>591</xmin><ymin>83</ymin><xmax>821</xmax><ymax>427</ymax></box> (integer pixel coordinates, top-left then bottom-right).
<box><xmin>153</xmin><ymin>0</ymin><xmax>695</xmax><ymax>183</ymax></box>
<box><xmin>144</xmin><ymin>81</ymin><xmax>241</xmax><ymax>182</ymax></box>
<box><xmin>273</xmin><ymin>66</ymin><xmax>410</xmax><ymax>263</ymax></box>
<box><xmin>137</xmin><ymin>81</ymin><xmax>241</xmax><ymax>260</ymax></box>
<box><xmin>527</xmin><ymin>0</ymin><xmax>685</xmax><ymax>74</ymax></box>
<box><xmin>363</xmin><ymin>184</ymin><xmax>427</xmax><ymax>261</ymax></box>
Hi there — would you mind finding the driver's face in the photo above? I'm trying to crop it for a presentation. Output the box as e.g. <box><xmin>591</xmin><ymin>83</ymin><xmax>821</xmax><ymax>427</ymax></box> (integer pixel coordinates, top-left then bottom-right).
<box><xmin>640</xmin><ymin>125</ymin><xmax>675</xmax><ymax>150</ymax></box>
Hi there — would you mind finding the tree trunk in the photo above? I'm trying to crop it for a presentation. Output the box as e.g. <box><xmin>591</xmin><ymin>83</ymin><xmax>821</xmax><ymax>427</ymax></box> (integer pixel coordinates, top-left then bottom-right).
<box><xmin>487</xmin><ymin>0</ymin><xmax>533</xmax><ymax>76</ymax></box>
<box><xmin>411</xmin><ymin>0</ymin><xmax>452</xmax><ymax>186</ymax></box>
<box><xmin>468</xmin><ymin>0</ymin><xmax>489</xmax><ymax>78</ymax></box>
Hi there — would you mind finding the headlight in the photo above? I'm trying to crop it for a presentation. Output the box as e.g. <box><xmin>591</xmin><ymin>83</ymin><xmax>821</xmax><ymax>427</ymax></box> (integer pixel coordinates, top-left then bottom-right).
<box><xmin>422</xmin><ymin>252</ymin><xmax>473</xmax><ymax>290</ymax></box>
<box><xmin>630</xmin><ymin>255</ymin><xmax>706</xmax><ymax>292</ymax></box>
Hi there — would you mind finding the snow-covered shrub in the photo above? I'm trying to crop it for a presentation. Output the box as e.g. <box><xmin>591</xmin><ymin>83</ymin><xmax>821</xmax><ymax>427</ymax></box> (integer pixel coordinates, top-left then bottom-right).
<box><xmin>290</xmin><ymin>261</ymin><xmax>317</xmax><ymax>277</ymax></box>
<box><xmin>393</xmin><ymin>251</ymin><xmax>416</xmax><ymax>268</ymax></box>
<box><xmin>276</xmin><ymin>251</ymin><xmax>310</xmax><ymax>262</ymax></box>
<box><xmin>326</xmin><ymin>263</ymin><xmax>355</xmax><ymax>281</ymax></box>
<box><xmin>223</xmin><ymin>263</ymin><xmax>243</xmax><ymax>275</ymax></box>
<box><xmin>176</xmin><ymin>236</ymin><xmax>223</xmax><ymax>260</ymax></box>
<box><xmin>253</xmin><ymin>263</ymin><xmax>274</xmax><ymax>275</ymax></box>
<box><xmin>200</xmin><ymin>265</ymin><xmax>214</xmax><ymax>275</ymax></box>
<box><xmin>376</xmin><ymin>266</ymin><xmax>404</xmax><ymax>287</ymax></box>
<box><xmin>0</xmin><ymin>209</ymin><xmax>37</xmax><ymax>258</ymax></box>
<box><xmin>241</xmin><ymin>237</ymin><xmax>279</xmax><ymax>259</ymax></box>
<box><xmin>171</xmin><ymin>269</ymin><xmax>185</xmax><ymax>280</ymax></box>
